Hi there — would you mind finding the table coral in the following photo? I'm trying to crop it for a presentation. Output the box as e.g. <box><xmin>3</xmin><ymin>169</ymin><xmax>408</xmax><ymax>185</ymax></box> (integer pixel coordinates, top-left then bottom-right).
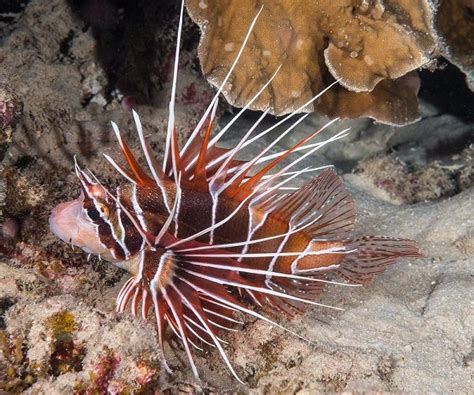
<box><xmin>187</xmin><ymin>0</ymin><xmax>436</xmax><ymax>125</ymax></box>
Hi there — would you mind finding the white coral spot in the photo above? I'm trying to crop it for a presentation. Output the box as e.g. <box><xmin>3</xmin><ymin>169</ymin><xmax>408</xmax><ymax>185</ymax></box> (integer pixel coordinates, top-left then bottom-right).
<box><xmin>364</xmin><ymin>54</ymin><xmax>374</xmax><ymax>66</ymax></box>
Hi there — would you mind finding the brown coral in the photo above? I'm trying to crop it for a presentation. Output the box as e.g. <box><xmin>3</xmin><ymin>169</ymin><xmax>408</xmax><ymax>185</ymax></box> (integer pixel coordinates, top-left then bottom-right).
<box><xmin>187</xmin><ymin>0</ymin><xmax>436</xmax><ymax>125</ymax></box>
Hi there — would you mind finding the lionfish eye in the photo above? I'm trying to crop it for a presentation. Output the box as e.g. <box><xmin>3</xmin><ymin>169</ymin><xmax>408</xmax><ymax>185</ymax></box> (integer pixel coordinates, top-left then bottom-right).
<box><xmin>87</xmin><ymin>208</ymin><xmax>101</xmax><ymax>221</ymax></box>
<box><xmin>87</xmin><ymin>203</ymin><xmax>109</xmax><ymax>221</ymax></box>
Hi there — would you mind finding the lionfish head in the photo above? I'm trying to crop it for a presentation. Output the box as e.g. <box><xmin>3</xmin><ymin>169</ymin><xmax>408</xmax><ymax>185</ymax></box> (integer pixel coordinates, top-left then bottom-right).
<box><xmin>49</xmin><ymin>161</ymin><xmax>132</xmax><ymax>262</ymax></box>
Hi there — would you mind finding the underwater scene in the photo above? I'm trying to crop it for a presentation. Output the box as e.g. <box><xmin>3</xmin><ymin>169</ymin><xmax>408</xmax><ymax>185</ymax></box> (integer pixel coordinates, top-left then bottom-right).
<box><xmin>0</xmin><ymin>0</ymin><xmax>473</xmax><ymax>393</ymax></box>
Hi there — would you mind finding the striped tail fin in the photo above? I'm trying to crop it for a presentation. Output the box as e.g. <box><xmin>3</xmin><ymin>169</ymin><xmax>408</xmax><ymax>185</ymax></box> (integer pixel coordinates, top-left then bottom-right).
<box><xmin>338</xmin><ymin>236</ymin><xmax>422</xmax><ymax>284</ymax></box>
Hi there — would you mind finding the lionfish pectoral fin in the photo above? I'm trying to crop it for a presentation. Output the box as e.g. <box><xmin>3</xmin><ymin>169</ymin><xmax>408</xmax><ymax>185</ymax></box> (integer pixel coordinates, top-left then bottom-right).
<box><xmin>338</xmin><ymin>236</ymin><xmax>422</xmax><ymax>284</ymax></box>
<box><xmin>302</xmin><ymin>169</ymin><xmax>356</xmax><ymax>239</ymax></box>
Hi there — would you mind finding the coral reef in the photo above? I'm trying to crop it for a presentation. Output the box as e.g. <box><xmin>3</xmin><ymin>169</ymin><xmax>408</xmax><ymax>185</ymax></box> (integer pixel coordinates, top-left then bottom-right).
<box><xmin>0</xmin><ymin>83</ymin><xmax>22</xmax><ymax>162</ymax></box>
<box><xmin>0</xmin><ymin>295</ymin><xmax>164</xmax><ymax>393</ymax></box>
<box><xmin>457</xmin><ymin>145</ymin><xmax>474</xmax><ymax>190</ymax></box>
<box><xmin>0</xmin><ymin>0</ymin><xmax>215</xmax><ymax>172</ymax></box>
<box><xmin>0</xmin><ymin>177</ymin><xmax>5</xmax><ymax>222</ymax></box>
<box><xmin>187</xmin><ymin>0</ymin><xmax>473</xmax><ymax>125</ymax></box>
<box><xmin>0</xmin><ymin>0</ymin><xmax>472</xmax><ymax>393</ymax></box>
<box><xmin>354</xmin><ymin>155</ymin><xmax>462</xmax><ymax>204</ymax></box>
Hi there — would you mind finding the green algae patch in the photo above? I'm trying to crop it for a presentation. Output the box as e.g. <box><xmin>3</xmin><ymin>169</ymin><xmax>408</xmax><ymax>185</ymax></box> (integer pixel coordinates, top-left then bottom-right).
<box><xmin>45</xmin><ymin>311</ymin><xmax>75</xmax><ymax>339</ymax></box>
<box><xmin>45</xmin><ymin>311</ymin><xmax>85</xmax><ymax>376</ymax></box>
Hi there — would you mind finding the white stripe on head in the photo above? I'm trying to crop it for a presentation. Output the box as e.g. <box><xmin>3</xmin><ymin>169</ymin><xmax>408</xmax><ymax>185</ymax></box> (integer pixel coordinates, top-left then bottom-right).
<box><xmin>116</xmin><ymin>187</ymin><xmax>131</xmax><ymax>259</ymax></box>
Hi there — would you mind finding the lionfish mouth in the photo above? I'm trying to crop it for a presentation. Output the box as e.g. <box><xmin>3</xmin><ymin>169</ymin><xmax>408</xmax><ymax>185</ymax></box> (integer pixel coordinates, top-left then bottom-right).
<box><xmin>49</xmin><ymin>0</ymin><xmax>422</xmax><ymax>384</ymax></box>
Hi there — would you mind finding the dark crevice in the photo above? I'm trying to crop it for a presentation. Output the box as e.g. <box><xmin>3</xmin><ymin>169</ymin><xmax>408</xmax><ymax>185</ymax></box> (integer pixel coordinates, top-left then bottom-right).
<box><xmin>14</xmin><ymin>155</ymin><xmax>34</xmax><ymax>170</ymax></box>
<box><xmin>66</xmin><ymin>0</ymin><xmax>200</xmax><ymax>107</ymax></box>
<box><xmin>0</xmin><ymin>297</ymin><xmax>16</xmax><ymax>329</ymax></box>
<box><xmin>419</xmin><ymin>61</ymin><xmax>474</xmax><ymax>123</ymax></box>
<box><xmin>0</xmin><ymin>0</ymin><xmax>31</xmax><ymax>42</ymax></box>
<box><xmin>462</xmin><ymin>339</ymin><xmax>474</xmax><ymax>368</ymax></box>
<box><xmin>420</xmin><ymin>279</ymin><xmax>440</xmax><ymax>317</ymax></box>
<box><xmin>57</xmin><ymin>29</ymin><xmax>76</xmax><ymax>61</ymax></box>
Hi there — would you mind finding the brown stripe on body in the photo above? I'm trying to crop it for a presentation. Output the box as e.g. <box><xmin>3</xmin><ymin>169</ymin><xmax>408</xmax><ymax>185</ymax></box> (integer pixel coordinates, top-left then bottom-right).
<box><xmin>131</xmin><ymin>184</ymin><xmax>175</xmax><ymax>235</ymax></box>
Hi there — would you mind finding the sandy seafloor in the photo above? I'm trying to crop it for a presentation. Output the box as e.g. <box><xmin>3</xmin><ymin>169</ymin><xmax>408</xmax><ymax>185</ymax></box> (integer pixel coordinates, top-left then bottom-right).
<box><xmin>0</xmin><ymin>0</ymin><xmax>473</xmax><ymax>393</ymax></box>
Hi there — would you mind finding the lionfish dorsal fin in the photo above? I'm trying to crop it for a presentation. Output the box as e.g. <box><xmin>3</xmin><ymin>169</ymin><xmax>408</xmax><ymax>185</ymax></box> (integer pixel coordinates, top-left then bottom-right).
<box><xmin>132</xmin><ymin>110</ymin><xmax>167</xmax><ymax>185</ymax></box>
<box><xmin>261</xmin><ymin>168</ymin><xmax>356</xmax><ymax>240</ymax></box>
<box><xmin>110</xmin><ymin>121</ymin><xmax>153</xmax><ymax>185</ymax></box>
<box><xmin>225</xmin><ymin>122</ymin><xmax>339</xmax><ymax>200</ymax></box>
<box><xmin>163</xmin><ymin>124</ymin><xmax>187</xmax><ymax>182</ymax></box>
<box><xmin>192</xmin><ymin>110</ymin><xmax>216</xmax><ymax>185</ymax></box>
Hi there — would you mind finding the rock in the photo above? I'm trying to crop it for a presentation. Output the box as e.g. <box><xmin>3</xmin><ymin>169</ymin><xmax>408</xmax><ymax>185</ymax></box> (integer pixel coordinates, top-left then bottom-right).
<box><xmin>0</xmin><ymin>0</ymin><xmax>216</xmax><ymax>171</ymax></box>
<box><xmin>0</xmin><ymin>83</ymin><xmax>22</xmax><ymax>163</ymax></box>
<box><xmin>435</xmin><ymin>0</ymin><xmax>474</xmax><ymax>90</ymax></box>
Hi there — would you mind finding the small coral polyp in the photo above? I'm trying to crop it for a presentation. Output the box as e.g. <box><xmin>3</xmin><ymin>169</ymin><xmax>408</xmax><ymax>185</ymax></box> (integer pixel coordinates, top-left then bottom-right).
<box><xmin>49</xmin><ymin>1</ymin><xmax>420</xmax><ymax>383</ymax></box>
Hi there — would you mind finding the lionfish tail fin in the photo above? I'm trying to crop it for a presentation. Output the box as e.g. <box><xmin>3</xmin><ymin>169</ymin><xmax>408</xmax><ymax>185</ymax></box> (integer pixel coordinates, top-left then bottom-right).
<box><xmin>339</xmin><ymin>236</ymin><xmax>422</xmax><ymax>284</ymax></box>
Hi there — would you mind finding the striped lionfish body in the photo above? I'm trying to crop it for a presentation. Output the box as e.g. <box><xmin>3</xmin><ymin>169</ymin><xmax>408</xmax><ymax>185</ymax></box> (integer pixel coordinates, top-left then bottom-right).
<box><xmin>49</xmin><ymin>2</ymin><xmax>421</xmax><ymax>382</ymax></box>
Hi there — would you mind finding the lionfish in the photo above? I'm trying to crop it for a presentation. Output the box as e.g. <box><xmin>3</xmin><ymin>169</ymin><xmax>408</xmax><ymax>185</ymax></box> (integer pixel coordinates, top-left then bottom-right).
<box><xmin>49</xmin><ymin>2</ymin><xmax>421</xmax><ymax>383</ymax></box>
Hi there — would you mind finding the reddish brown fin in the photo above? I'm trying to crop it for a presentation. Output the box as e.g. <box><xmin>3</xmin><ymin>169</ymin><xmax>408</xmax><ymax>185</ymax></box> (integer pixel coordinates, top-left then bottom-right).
<box><xmin>305</xmin><ymin>169</ymin><xmax>355</xmax><ymax>239</ymax></box>
<box><xmin>228</xmin><ymin>126</ymin><xmax>327</xmax><ymax>199</ymax></box>
<box><xmin>264</xmin><ymin>277</ymin><xmax>327</xmax><ymax>317</ymax></box>
<box><xmin>204</xmin><ymin>146</ymin><xmax>247</xmax><ymax>179</ymax></box>
<box><xmin>143</xmin><ymin>139</ymin><xmax>167</xmax><ymax>181</ymax></box>
<box><xmin>193</xmin><ymin>117</ymin><xmax>214</xmax><ymax>183</ymax></box>
<box><xmin>338</xmin><ymin>236</ymin><xmax>422</xmax><ymax>284</ymax></box>
<box><xmin>118</xmin><ymin>137</ymin><xmax>153</xmax><ymax>185</ymax></box>
<box><xmin>262</xmin><ymin>168</ymin><xmax>355</xmax><ymax>239</ymax></box>
<box><xmin>179</xmin><ymin>281</ymin><xmax>224</xmax><ymax>344</ymax></box>
<box><xmin>180</xmin><ymin>131</ymin><xmax>204</xmax><ymax>170</ymax></box>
